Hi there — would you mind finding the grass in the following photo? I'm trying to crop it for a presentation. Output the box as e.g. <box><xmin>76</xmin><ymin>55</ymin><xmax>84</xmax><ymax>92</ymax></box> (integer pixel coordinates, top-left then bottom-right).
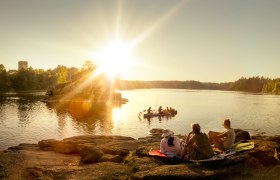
<box><xmin>124</xmin><ymin>151</ymin><xmax>138</xmax><ymax>173</ymax></box>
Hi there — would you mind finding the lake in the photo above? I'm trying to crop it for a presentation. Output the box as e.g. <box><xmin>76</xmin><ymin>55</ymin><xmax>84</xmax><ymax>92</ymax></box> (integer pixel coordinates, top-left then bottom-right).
<box><xmin>0</xmin><ymin>89</ymin><xmax>280</xmax><ymax>150</ymax></box>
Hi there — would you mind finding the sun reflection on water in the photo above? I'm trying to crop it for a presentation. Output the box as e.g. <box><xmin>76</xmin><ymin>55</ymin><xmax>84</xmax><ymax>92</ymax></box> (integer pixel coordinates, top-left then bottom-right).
<box><xmin>112</xmin><ymin>108</ymin><xmax>122</xmax><ymax>127</ymax></box>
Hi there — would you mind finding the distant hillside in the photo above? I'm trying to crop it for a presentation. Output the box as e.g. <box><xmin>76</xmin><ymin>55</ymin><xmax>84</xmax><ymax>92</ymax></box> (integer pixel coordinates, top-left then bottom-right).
<box><xmin>116</xmin><ymin>80</ymin><xmax>230</xmax><ymax>90</ymax></box>
<box><xmin>116</xmin><ymin>77</ymin><xmax>280</xmax><ymax>94</ymax></box>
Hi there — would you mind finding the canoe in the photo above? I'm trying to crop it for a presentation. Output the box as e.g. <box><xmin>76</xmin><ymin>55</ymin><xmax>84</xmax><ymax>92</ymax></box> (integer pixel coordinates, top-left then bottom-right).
<box><xmin>143</xmin><ymin>113</ymin><xmax>167</xmax><ymax>118</ymax></box>
<box><xmin>143</xmin><ymin>110</ymin><xmax>177</xmax><ymax>118</ymax></box>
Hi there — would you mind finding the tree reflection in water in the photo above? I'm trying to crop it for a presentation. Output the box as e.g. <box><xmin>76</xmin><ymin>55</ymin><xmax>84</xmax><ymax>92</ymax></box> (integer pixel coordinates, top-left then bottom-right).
<box><xmin>16</xmin><ymin>94</ymin><xmax>46</xmax><ymax>127</ymax></box>
<box><xmin>45</xmin><ymin>99</ymin><xmax>122</xmax><ymax>136</ymax></box>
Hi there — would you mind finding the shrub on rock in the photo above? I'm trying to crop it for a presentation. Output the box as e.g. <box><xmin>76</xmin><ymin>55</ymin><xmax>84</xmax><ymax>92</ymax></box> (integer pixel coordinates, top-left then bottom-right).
<box><xmin>80</xmin><ymin>147</ymin><xmax>104</xmax><ymax>164</ymax></box>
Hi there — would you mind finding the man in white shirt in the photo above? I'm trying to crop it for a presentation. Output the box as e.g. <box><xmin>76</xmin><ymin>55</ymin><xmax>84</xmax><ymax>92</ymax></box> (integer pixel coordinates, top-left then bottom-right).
<box><xmin>208</xmin><ymin>119</ymin><xmax>235</xmax><ymax>151</ymax></box>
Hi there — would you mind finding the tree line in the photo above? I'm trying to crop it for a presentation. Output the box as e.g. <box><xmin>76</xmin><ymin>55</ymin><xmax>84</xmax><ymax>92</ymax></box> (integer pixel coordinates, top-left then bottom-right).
<box><xmin>0</xmin><ymin>63</ymin><xmax>279</xmax><ymax>94</ymax></box>
<box><xmin>116</xmin><ymin>77</ymin><xmax>280</xmax><ymax>94</ymax></box>
<box><xmin>0</xmin><ymin>61</ymin><xmax>95</xmax><ymax>92</ymax></box>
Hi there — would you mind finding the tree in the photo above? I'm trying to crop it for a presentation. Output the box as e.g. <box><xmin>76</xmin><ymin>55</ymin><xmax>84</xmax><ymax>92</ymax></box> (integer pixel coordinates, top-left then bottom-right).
<box><xmin>82</xmin><ymin>60</ymin><xmax>96</xmax><ymax>73</ymax></box>
<box><xmin>56</xmin><ymin>65</ymin><xmax>68</xmax><ymax>84</ymax></box>
<box><xmin>67</xmin><ymin>67</ymin><xmax>79</xmax><ymax>82</ymax></box>
<box><xmin>0</xmin><ymin>64</ymin><xmax>5</xmax><ymax>72</ymax></box>
<box><xmin>262</xmin><ymin>80</ymin><xmax>274</xmax><ymax>93</ymax></box>
<box><xmin>0</xmin><ymin>64</ymin><xmax>8</xmax><ymax>91</ymax></box>
<box><xmin>273</xmin><ymin>81</ymin><xmax>280</xmax><ymax>94</ymax></box>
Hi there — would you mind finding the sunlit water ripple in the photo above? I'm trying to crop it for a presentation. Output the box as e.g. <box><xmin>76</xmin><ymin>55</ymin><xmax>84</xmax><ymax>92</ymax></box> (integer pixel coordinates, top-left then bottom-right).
<box><xmin>0</xmin><ymin>89</ymin><xmax>280</xmax><ymax>150</ymax></box>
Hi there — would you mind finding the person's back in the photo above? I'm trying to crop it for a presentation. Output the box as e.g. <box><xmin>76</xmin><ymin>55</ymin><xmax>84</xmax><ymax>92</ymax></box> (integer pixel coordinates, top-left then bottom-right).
<box><xmin>223</xmin><ymin>128</ymin><xmax>235</xmax><ymax>150</ymax></box>
<box><xmin>160</xmin><ymin>129</ymin><xmax>181</xmax><ymax>155</ymax></box>
<box><xmin>189</xmin><ymin>133</ymin><xmax>214</xmax><ymax>160</ymax></box>
<box><xmin>160</xmin><ymin>136</ymin><xmax>181</xmax><ymax>155</ymax></box>
<box><xmin>208</xmin><ymin>119</ymin><xmax>236</xmax><ymax>151</ymax></box>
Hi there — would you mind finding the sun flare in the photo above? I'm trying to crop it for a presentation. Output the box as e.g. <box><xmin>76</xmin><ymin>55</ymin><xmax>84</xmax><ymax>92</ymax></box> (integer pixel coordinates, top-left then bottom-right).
<box><xmin>93</xmin><ymin>39</ymin><xmax>135</xmax><ymax>78</ymax></box>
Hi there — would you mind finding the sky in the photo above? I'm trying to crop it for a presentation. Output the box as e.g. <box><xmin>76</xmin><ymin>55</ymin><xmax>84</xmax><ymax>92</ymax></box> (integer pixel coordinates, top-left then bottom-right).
<box><xmin>0</xmin><ymin>0</ymin><xmax>280</xmax><ymax>82</ymax></box>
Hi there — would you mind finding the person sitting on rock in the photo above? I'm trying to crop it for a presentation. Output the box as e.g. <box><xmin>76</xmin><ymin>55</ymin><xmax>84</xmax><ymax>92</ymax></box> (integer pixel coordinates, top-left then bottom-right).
<box><xmin>160</xmin><ymin>129</ymin><xmax>182</xmax><ymax>156</ymax></box>
<box><xmin>208</xmin><ymin>119</ymin><xmax>236</xmax><ymax>151</ymax></box>
<box><xmin>182</xmin><ymin>123</ymin><xmax>214</xmax><ymax>160</ymax></box>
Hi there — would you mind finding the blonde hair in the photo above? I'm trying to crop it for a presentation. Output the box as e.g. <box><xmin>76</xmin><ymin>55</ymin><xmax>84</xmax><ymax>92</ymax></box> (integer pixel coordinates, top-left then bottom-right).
<box><xmin>223</xmin><ymin>119</ymin><xmax>231</xmax><ymax>128</ymax></box>
<box><xmin>191</xmin><ymin>123</ymin><xmax>201</xmax><ymax>134</ymax></box>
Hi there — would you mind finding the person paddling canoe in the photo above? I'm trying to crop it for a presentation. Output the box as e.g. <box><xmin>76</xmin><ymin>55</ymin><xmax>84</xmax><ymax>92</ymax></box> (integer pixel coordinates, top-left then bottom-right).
<box><xmin>147</xmin><ymin>107</ymin><xmax>152</xmax><ymax>114</ymax></box>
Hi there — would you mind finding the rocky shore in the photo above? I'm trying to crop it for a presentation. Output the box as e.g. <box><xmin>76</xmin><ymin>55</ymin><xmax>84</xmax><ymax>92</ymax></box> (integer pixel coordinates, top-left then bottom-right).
<box><xmin>1</xmin><ymin>129</ymin><xmax>280</xmax><ymax>179</ymax></box>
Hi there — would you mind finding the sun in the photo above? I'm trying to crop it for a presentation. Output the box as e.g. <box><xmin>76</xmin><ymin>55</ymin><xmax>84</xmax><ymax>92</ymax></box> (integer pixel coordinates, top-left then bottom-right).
<box><xmin>94</xmin><ymin>38</ymin><xmax>135</xmax><ymax>78</ymax></box>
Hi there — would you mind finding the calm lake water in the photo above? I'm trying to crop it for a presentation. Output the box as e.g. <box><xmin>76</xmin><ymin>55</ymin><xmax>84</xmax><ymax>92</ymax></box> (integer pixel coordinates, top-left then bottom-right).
<box><xmin>0</xmin><ymin>89</ymin><xmax>280</xmax><ymax>150</ymax></box>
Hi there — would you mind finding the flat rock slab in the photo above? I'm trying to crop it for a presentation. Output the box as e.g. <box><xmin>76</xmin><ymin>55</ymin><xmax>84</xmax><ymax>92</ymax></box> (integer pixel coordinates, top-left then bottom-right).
<box><xmin>1</xmin><ymin>133</ymin><xmax>280</xmax><ymax>180</ymax></box>
<box><xmin>134</xmin><ymin>164</ymin><xmax>214</xmax><ymax>179</ymax></box>
<box><xmin>25</xmin><ymin>162</ymin><xmax>132</xmax><ymax>180</ymax></box>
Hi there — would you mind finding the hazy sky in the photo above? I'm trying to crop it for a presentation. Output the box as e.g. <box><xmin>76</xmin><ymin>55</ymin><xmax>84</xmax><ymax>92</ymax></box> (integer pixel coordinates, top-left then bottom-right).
<box><xmin>1</xmin><ymin>0</ymin><xmax>280</xmax><ymax>82</ymax></box>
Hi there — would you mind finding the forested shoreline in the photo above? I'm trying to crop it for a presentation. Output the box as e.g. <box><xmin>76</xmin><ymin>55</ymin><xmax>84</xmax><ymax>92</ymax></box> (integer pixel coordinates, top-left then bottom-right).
<box><xmin>0</xmin><ymin>62</ymin><xmax>94</xmax><ymax>92</ymax></box>
<box><xmin>0</xmin><ymin>63</ymin><xmax>279</xmax><ymax>94</ymax></box>
<box><xmin>117</xmin><ymin>77</ymin><xmax>280</xmax><ymax>94</ymax></box>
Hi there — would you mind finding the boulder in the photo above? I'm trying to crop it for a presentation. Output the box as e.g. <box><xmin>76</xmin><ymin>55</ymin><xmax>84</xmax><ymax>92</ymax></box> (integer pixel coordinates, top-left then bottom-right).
<box><xmin>249</xmin><ymin>150</ymin><xmax>279</xmax><ymax>166</ymax></box>
<box><xmin>80</xmin><ymin>146</ymin><xmax>104</xmax><ymax>164</ymax></box>
<box><xmin>100</xmin><ymin>154</ymin><xmax>124</xmax><ymax>163</ymax></box>
<box><xmin>100</xmin><ymin>147</ymin><xmax>129</xmax><ymax>157</ymax></box>
<box><xmin>38</xmin><ymin>139</ymin><xmax>59</xmax><ymax>151</ymax></box>
<box><xmin>0</xmin><ymin>164</ymin><xmax>5</xmax><ymax>178</ymax></box>
<box><xmin>149</xmin><ymin>128</ymin><xmax>163</xmax><ymax>136</ymax></box>
<box><xmin>8</xmin><ymin>144</ymin><xmax>37</xmax><ymax>151</ymax></box>
<box><xmin>39</xmin><ymin>139</ymin><xmax>80</xmax><ymax>154</ymax></box>
<box><xmin>234</xmin><ymin>129</ymin><xmax>251</xmax><ymax>143</ymax></box>
<box><xmin>267</xmin><ymin>136</ymin><xmax>280</xmax><ymax>143</ymax></box>
<box><xmin>53</xmin><ymin>141</ymin><xmax>79</xmax><ymax>154</ymax></box>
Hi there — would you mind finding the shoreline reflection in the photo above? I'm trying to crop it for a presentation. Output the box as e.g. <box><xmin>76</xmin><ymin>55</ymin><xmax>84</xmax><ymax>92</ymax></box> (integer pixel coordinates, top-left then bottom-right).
<box><xmin>45</xmin><ymin>100</ymin><xmax>123</xmax><ymax>136</ymax></box>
